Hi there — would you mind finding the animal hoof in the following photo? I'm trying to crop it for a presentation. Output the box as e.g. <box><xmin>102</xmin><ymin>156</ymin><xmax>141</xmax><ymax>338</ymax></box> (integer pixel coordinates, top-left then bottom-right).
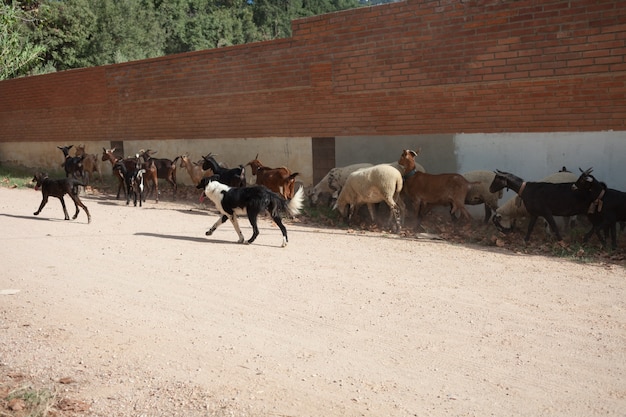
<box><xmin>33</xmin><ymin>212</ymin><xmax>39</xmax><ymax>216</ymax></box>
<box><xmin>205</xmin><ymin>230</ymin><xmax>213</xmax><ymax>236</ymax></box>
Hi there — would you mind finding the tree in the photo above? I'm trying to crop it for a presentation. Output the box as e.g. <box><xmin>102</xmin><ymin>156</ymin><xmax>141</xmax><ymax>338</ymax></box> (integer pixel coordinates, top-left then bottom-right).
<box><xmin>0</xmin><ymin>2</ymin><xmax>46</xmax><ymax>79</ymax></box>
<box><xmin>87</xmin><ymin>0</ymin><xmax>165</xmax><ymax>65</ymax></box>
<box><xmin>29</xmin><ymin>0</ymin><xmax>96</xmax><ymax>72</ymax></box>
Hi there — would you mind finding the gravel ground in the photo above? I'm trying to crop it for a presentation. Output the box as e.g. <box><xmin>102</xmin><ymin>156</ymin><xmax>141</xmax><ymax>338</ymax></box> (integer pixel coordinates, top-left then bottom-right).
<box><xmin>1</xmin><ymin>186</ymin><xmax>625</xmax><ymax>417</ymax></box>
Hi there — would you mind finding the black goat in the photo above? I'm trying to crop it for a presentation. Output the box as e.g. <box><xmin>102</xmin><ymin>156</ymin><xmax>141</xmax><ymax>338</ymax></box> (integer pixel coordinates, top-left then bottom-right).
<box><xmin>58</xmin><ymin>145</ymin><xmax>84</xmax><ymax>180</ymax></box>
<box><xmin>572</xmin><ymin>168</ymin><xmax>626</xmax><ymax>250</ymax></box>
<box><xmin>138</xmin><ymin>149</ymin><xmax>178</xmax><ymax>199</ymax></box>
<box><xmin>201</xmin><ymin>153</ymin><xmax>246</xmax><ymax>187</ymax></box>
<box><xmin>489</xmin><ymin>170</ymin><xmax>599</xmax><ymax>245</ymax></box>
<box><xmin>114</xmin><ymin>159</ymin><xmax>146</xmax><ymax>207</ymax></box>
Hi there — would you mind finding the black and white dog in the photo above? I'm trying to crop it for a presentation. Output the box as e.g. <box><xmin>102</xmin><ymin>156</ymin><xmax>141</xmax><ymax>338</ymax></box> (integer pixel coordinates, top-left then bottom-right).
<box><xmin>197</xmin><ymin>176</ymin><xmax>304</xmax><ymax>247</ymax></box>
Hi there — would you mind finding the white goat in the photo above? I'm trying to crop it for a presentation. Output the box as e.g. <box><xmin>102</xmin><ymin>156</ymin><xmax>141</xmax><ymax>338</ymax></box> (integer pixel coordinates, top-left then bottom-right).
<box><xmin>462</xmin><ymin>170</ymin><xmax>503</xmax><ymax>223</ymax></box>
<box><xmin>333</xmin><ymin>164</ymin><xmax>404</xmax><ymax>232</ymax></box>
<box><xmin>309</xmin><ymin>163</ymin><xmax>373</xmax><ymax>206</ymax></box>
<box><xmin>493</xmin><ymin>170</ymin><xmax>578</xmax><ymax>231</ymax></box>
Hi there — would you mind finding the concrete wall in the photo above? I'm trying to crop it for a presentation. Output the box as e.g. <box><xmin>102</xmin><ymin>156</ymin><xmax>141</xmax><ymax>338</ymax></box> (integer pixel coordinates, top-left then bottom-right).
<box><xmin>0</xmin><ymin>138</ymin><xmax>312</xmax><ymax>186</ymax></box>
<box><xmin>336</xmin><ymin>131</ymin><xmax>626</xmax><ymax>199</ymax></box>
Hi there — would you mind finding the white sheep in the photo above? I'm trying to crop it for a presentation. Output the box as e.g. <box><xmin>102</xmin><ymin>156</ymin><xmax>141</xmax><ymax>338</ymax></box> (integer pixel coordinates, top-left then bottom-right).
<box><xmin>462</xmin><ymin>170</ymin><xmax>503</xmax><ymax>223</ymax></box>
<box><xmin>309</xmin><ymin>159</ymin><xmax>425</xmax><ymax>207</ymax></box>
<box><xmin>308</xmin><ymin>163</ymin><xmax>373</xmax><ymax>206</ymax></box>
<box><xmin>333</xmin><ymin>164</ymin><xmax>404</xmax><ymax>232</ymax></box>
<box><xmin>493</xmin><ymin>170</ymin><xmax>578</xmax><ymax>231</ymax></box>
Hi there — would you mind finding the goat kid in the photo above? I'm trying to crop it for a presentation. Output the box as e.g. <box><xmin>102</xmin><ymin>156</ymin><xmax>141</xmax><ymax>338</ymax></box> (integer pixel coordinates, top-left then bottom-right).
<box><xmin>489</xmin><ymin>170</ymin><xmax>598</xmax><ymax>245</ymax></box>
<box><xmin>197</xmin><ymin>176</ymin><xmax>304</xmax><ymax>247</ymax></box>
<box><xmin>32</xmin><ymin>172</ymin><xmax>91</xmax><ymax>223</ymax></box>
<box><xmin>572</xmin><ymin>168</ymin><xmax>626</xmax><ymax>250</ymax></box>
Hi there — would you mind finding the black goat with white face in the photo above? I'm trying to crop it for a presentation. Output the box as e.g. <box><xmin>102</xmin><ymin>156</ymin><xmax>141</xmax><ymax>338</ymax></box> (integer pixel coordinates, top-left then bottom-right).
<box><xmin>572</xmin><ymin>168</ymin><xmax>626</xmax><ymax>250</ymax></box>
<box><xmin>114</xmin><ymin>156</ymin><xmax>146</xmax><ymax>207</ymax></box>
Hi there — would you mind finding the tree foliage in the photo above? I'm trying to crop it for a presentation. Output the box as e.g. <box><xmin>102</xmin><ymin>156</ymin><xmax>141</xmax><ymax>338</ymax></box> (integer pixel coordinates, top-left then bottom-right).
<box><xmin>1</xmin><ymin>0</ymin><xmax>362</xmax><ymax>78</ymax></box>
<box><xmin>0</xmin><ymin>2</ymin><xmax>46</xmax><ymax>80</ymax></box>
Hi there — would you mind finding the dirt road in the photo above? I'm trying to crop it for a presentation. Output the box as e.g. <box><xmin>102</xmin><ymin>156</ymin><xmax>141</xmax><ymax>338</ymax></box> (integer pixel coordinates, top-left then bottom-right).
<box><xmin>1</xmin><ymin>187</ymin><xmax>625</xmax><ymax>416</ymax></box>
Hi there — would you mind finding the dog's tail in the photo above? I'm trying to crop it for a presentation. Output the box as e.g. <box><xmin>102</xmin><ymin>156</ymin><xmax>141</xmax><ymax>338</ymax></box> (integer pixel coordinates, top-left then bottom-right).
<box><xmin>285</xmin><ymin>186</ymin><xmax>304</xmax><ymax>217</ymax></box>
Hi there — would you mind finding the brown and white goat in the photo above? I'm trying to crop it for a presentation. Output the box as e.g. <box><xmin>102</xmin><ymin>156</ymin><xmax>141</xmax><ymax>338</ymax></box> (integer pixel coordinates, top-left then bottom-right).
<box><xmin>398</xmin><ymin>149</ymin><xmax>475</xmax><ymax>228</ymax></box>
<box><xmin>246</xmin><ymin>154</ymin><xmax>299</xmax><ymax>199</ymax></box>
<box><xmin>74</xmin><ymin>144</ymin><xmax>102</xmax><ymax>185</ymax></box>
<box><xmin>179</xmin><ymin>154</ymin><xmax>212</xmax><ymax>185</ymax></box>
<box><xmin>138</xmin><ymin>149</ymin><xmax>178</xmax><ymax>199</ymax></box>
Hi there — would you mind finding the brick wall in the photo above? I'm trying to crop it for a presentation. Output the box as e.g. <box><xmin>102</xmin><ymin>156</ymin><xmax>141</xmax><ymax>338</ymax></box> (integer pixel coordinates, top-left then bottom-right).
<box><xmin>0</xmin><ymin>0</ymin><xmax>624</xmax><ymax>144</ymax></box>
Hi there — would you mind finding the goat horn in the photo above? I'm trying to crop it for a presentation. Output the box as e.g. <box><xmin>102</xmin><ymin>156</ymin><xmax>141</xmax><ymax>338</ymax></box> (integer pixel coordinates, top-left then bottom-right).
<box><xmin>409</xmin><ymin>150</ymin><xmax>417</xmax><ymax>157</ymax></box>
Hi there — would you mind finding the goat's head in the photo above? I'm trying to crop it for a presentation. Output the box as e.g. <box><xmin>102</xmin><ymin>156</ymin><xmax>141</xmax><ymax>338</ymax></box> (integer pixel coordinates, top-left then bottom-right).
<box><xmin>74</xmin><ymin>144</ymin><xmax>86</xmax><ymax>156</ymax></box>
<box><xmin>58</xmin><ymin>145</ymin><xmax>73</xmax><ymax>157</ymax></box>
<box><xmin>572</xmin><ymin>167</ymin><xmax>595</xmax><ymax>191</ymax></box>
<box><xmin>489</xmin><ymin>170</ymin><xmax>512</xmax><ymax>193</ymax></box>
<box><xmin>492</xmin><ymin>214</ymin><xmax>513</xmax><ymax>234</ymax></box>
<box><xmin>202</xmin><ymin>153</ymin><xmax>220</xmax><ymax>172</ymax></box>
<box><xmin>245</xmin><ymin>154</ymin><xmax>262</xmax><ymax>174</ymax></box>
<box><xmin>102</xmin><ymin>147</ymin><xmax>118</xmax><ymax>162</ymax></box>
<box><xmin>398</xmin><ymin>149</ymin><xmax>419</xmax><ymax>170</ymax></box>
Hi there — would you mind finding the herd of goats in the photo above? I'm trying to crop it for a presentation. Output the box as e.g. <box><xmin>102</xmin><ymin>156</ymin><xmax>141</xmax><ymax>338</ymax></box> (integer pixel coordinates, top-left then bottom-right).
<box><xmin>44</xmin><ymin>144</ymin><xmax>626</xmax><ymax>251</ymax></box>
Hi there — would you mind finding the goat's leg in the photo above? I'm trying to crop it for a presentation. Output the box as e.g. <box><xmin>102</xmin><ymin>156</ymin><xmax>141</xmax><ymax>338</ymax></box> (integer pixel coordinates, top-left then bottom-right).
<box><xmin>483</xmin><ymin>205</ymin><xmax>492</xmax><ymax>224</ymax></box>
<box><xmin>58</xmin><ymin>197</ymin><xmax>71</xmax><ymax>220</ymax></box>
<box><xmin>116</xmin><ymin>176</ymin><xmax>125</xmax><ymax>200</ymax></box>
<box><xmin>524</xmin><ymin>216</ymin><xmax>539</xmax><ymax>244</ymax></box>
<box><xmin>543</xmin><ymin>215</ymin><xmax>565</xmax><ymax>245</ymax></box>
<box><xmin>608</xmin><ymin>222</ymin><xmax>618</xmax><ymax>250</ymax></box>
<box><xmin>34</xmin><ymin>195</ymin><xmax>49</xmax><ymax>216</ymax></box>
<box><xmin>582</xmin><ymin>224</ymin><xmax>599</xmax><ymax>245</ymax></box>
<box><xmin>206</xmin><ymin>215</ymin><xmax>228</xmax><ymax>236</ymax></box>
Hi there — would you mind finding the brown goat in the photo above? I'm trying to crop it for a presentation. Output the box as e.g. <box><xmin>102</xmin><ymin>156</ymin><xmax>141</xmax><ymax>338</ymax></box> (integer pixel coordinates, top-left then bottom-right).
<box><xmin>246</xmin><ymin>154</ymin><xmax>299</xmax><ymax>199</ymax></box>
<box><xmin>398</xmin><ymin>149</ymin><xmax>475</xmax><ymax>228</ymax></box>
<box><xmin>74</xmin><ymin>144</ymin><xmax>102</xmax><ymax>185</ymax></box>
